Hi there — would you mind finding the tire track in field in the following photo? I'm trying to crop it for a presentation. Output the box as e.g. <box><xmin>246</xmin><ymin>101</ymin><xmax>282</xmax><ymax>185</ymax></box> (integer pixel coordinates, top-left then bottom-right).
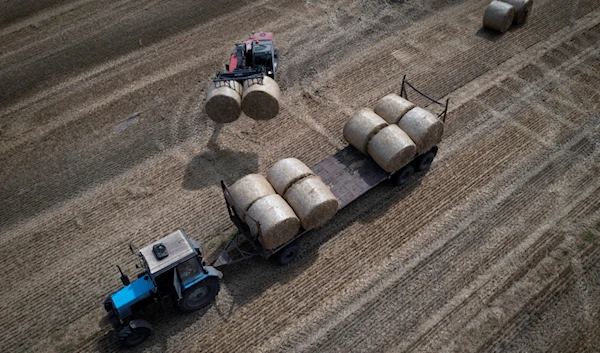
<box><xmin>479</xmin><ymin>238</ymin><xmax>600</xmax><ymax>353</ymax></box>
<box><xmin>403</xmin><ymin>228</ymin><xmax>566</xmax><ymax>353</ymax></box>
<box><xmin>0</xmin><ymin>2</ymin><xmax>287</xmax><ymax>155</ymax></box>
<box><xmin>0</xmin><ymin>0</ymin><xmax>253</xmax><ymax>107</ymax></box>
<box><xmin>255</xmin><ymin>42</ymin><xmax>600</xmax><ymax>351</ymax></box>
<box><xmin>313</xmin><ymin>132</ymin><xmax>599</xmax><ymax>353</ymax></box>
<box><xmin>323</xmin><ymin>0</ymin><xmax>600</xmax><ymax>112</ymax></box>
<box><xmin>263</xmin><ymin>121</ymin><xmax>599</xmax><ymax>353</ymax></box>
<box><xmin>135</xmin><ymin>8</ymin><xmax>600</xmax><ymax>352</ymax></box>
<box><xmin>0</xmin><ymin>0</ymin><xmax>144</xmax><ymax>62</ymax></box>
<box><xmin>229</xmin><ymin>81</ymin><xmax>597</xmax><ymax>351</ymax></box>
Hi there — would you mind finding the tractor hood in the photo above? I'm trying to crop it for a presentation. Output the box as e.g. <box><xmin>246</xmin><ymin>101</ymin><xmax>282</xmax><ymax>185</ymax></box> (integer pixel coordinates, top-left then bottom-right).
<box><xmin>111</xmin><ymin>274</ymin><xmax>156</xmax><ymax>318</ymax></box>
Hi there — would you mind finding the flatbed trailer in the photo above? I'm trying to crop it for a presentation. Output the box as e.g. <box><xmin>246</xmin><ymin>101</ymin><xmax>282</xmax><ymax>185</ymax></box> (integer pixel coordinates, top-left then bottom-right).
<box><xmin>212</xmin><ymin>77</ymin><xmax>448</xmax><ymax>267</ymax></box>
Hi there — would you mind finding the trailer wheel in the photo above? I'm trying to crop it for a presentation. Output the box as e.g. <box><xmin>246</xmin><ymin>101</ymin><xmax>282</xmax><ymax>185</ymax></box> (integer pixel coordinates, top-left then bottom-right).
<box><xmin>395</xmin><ymin>165</ymin><xmax>415</xmax><ymax>186</ymax></box>
<box><xmin>275</xmin><ymin>242</ymin><xmax>300</xmax><ymax>265</ymax></box>
<box><xmin>178</xmin><ymin>277</ymin><xmax>220</xmax><ymax>312</ymax></box>
<box><xmin>414</xmin><ymin>150</ymin><xmax>436</xmax><ymax>172</ymax></box>
<box><xmin>118</xmin><ymin>323</ymin><xmax>151</xmax><ymax>347</ymax></box>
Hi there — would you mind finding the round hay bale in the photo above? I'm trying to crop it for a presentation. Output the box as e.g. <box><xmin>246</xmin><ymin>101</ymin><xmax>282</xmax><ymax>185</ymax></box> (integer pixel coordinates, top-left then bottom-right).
<box><xmin>284</xmin><ymin>176</ymin><xmax>339</xmax><ymax>230</ymax></box>
<box><xmin>241</xmin><ymin>76</ymin><xmax>281</xmax><ymax>120</ymax></box>
<box><xmin>367</xmin><ymin>125</ymin><xmax>417</xmax><ymax>173</ymax></box>
<box><xmin>373</xmin><ymin>94</ymin><xmax>416</xmax><ymax>124</ymax></box>
<box><xmin>246</xmin><ymin>194</ymin><xmax>300</xmax><ymax>250</ymax></box>
<box><xmin>205</xmin><ymin>80</ymin><xmax>243</xmax><ymax>123</ymax></box>
<box><xmin>398</xmin><ymin>107</ymin><xmax>444</xmax><ymax>155</ymax></box>
<box><xmin>483</xmin><ymin>1</ymin><xmax>515</xmax><ymax>33</ymax></box>
<box><xmin>266</xmin><ymin>158</ymin><xmax>315</xmax><ymax>196</ymax></box>
<box><xmin>228</xmin><ymin>174</ymin><xmax>276</xmax><ymax>220</ymax></box>
<box><xmin>342</xmin><ymin>108</ymin><xmax>388</xmax><ymax>155</ymax></box>
<box><xmin>501</xmin><ymin>0</ymin><xmax>532</xmax><ymax>25</ymax></box>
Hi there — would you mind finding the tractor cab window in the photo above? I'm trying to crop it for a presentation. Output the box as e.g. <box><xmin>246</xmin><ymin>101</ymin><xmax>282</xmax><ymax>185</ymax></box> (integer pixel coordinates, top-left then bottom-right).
<box><xmin>253</xmin><ymin>43</ymin><xmax>273</xmax><ymax>68</ymax></box>
<box><xmin>176</xmin><ymin>257</ymin><xmax>204</xmax><ymax>287</ymax></box>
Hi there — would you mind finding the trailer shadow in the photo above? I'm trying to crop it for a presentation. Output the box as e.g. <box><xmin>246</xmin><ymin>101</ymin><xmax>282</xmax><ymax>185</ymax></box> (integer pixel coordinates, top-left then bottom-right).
<box><xmin>218</xmin><ymin>172</ymin><xmax>425</xmax><ymax>308</ymax></box>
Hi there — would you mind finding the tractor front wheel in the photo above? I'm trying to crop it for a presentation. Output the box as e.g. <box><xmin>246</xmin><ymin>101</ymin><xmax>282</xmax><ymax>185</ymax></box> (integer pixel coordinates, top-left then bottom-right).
<box><xmin>178</xmin><ymin>277</ymin><xmax>220</xmax><ymax>312</ymax></box>
<box><xmin>118</xmin><ymin>323</ymin><xmax>151</xmax><ymax>348</ymax></box>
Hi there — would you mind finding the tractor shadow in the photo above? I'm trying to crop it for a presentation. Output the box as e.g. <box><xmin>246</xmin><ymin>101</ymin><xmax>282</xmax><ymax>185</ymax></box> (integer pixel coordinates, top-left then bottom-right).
<box><xmin>95</xmin><ymin>172</ymin><xmax>425</xmax><ymax>352</ymax></box>
<box><xmin>183</xmin><ymin>124</ymin><xmax>259</xmax><ymax>190</ymax></box>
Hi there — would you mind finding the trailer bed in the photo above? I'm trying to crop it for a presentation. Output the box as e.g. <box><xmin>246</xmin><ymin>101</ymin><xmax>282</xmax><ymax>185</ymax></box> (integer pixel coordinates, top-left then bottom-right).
<box><xmin>312</xmin><ymin>145</ymin><xmax>390</xmax><ymax>209</ymax></box>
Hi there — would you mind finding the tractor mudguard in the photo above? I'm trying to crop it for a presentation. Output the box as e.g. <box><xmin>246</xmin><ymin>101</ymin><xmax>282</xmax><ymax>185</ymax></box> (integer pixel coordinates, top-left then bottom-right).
<box><xmin>129</xmin><ymin>319</ymin><xmax>152</xmax><ymax>331</ymax></box>
<box><xmin>204</xmin><ymin>266</ymin><xmax>223</xmax><ymax>279</ymax></box>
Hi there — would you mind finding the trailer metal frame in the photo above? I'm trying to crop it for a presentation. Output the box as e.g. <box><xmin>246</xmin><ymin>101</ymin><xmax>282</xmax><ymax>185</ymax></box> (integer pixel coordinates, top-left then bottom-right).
<box><xmin>212</xmin><ymin>77</ymin><xmax>449</xmax><ymax>267</ymax></box>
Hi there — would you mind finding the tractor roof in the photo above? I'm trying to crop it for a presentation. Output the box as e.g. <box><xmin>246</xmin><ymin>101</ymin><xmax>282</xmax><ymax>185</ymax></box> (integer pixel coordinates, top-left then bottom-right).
<box><xmin>139</xmin><ymin>229</ymin><xmax>196</xmax><ymax>276</ymax></box>
<box><xmin>252</xmin><ymin>31</ymin><xmax>273</xmax><ymax>41</ymax></box>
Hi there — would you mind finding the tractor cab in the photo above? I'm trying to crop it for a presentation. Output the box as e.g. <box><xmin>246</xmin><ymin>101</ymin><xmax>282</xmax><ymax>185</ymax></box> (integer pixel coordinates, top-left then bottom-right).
<box><xmin>250</xmin><ymin>32</ymin><xmax>278</xmax><ymax>78</ymax></box>
<box><xmin>104</xmin><ymin>229</ymin><xmax>222</xmax><ymax>347</ymax></box>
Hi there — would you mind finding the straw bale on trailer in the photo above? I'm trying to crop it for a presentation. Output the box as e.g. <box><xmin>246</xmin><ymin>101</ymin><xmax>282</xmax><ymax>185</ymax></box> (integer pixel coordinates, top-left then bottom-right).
<box><xmin>228</xmin><ymin>174</ymin><xmax>276</xmax><ymax>220</ymax></box>
<box><xmin>241</xmin><ymin>76</ymin><xmax>281</xmax><ymax>120</ymax></box>
<box><xmin>246</xmin><ymin>194</ymin><xmax>300</xmax><ymax>250</ymax></box>
<box><xmin>373</xmin><ymin>94</ymin><xmax>416</xmax><ymax>124</ymax></box>
<box><xmin>343</xmin><ymin>108</ymin><xmax>388</xmax><ymax>155</ymax></box>
<box><xmin>367</xmin><ymin>125</ymin><xmax>417</xmax><ymax>173</ymax></box>
<box><xmin>483</xmin><ymin>1</ymin><xmax>515</xmax><ymax>33</ymax></box>
<box><xmin>205</xmin><ymin>80</ymin><xmax>243</xmax><ymax>123</ymax></box>
<box><xmin>267</xmin><ymin>158</ymin><xmax>315</xmax><ymax>196</ymax></box>
<box><xmin>501</xmin><ymin>0</ymin><xmax>532</xmax><ymax>25</ymax></box>
<box><xmin>397</xmin><ymin>106</ymin><xmax>444</xmax><ymax>155</ymax></box>
<box><xmin>284</xmin><ymin>176</ymin><xmax>339</xmax><ymax>230</ymax></box>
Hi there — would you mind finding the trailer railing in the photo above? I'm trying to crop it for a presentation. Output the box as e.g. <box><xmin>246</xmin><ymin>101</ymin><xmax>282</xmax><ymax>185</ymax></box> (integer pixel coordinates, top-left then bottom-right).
<box><xmin>401</xmin><ymin>75</ymin><xmax>449</xmax><ymax>123</ymax></box>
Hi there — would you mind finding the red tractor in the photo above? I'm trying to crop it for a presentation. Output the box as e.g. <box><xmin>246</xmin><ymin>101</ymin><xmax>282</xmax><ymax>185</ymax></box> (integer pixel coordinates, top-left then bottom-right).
<box><xmin>205</xmin><ymin>32</ymin><xmax>281</xmax><ymax>123</ymax></box>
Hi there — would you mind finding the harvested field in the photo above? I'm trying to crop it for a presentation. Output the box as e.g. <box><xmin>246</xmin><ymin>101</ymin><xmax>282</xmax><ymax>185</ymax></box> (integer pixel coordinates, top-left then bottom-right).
<box><xmin>0</xmin><ymin>0</ymin><xmax>599</xmax><ymax>352</ymax></box>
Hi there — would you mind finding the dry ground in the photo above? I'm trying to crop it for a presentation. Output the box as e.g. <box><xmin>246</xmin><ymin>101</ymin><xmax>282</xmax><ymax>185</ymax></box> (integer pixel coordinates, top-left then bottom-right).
<box><xmin>1</xmin><ymin>0</ymin><xmax>599</xmax><ymax>352</ymax></box>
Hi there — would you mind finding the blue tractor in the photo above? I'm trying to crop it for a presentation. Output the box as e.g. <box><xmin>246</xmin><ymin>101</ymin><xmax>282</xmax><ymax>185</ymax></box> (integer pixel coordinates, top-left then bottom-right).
<box><xmin>103</xmin><ymin>229</ymin><xmax>222</xmax><ymax>347</ymax></box>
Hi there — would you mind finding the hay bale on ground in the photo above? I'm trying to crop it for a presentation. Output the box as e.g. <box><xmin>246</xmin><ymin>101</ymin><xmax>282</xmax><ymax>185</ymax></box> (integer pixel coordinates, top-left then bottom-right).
<box><xmin>228</xmin><ymin>174</ymin><xmax>276</xmax><ymax>220</ymax></box>
<box><xmin>205</xmin><ymin>80</ymin><xmax>243</xmax><ymax>123</ymax></box>
<box><xmin>246</xmin><ymin>194</ymin><xmax>300</xmax><ymax>250</ymax></box>
<box><xmin>367</xmin><ymin>125</ymin><xmax>417</xmax><ymax>173</ymax></box>
<box><xmin>241</xmin><ymin>76</ymin><xmax>281</xmax><ymax>120</ymax></box>
<box><xmin>343</xmin><ymin>108</ymin><xmax>388</xmax><ymax>155</ymax></box>
<box><xmin>373</xmin><ymin>94</ymin><xmax>416</xmax><ymax>124</ymax></box>
<box><xmin>501</xmin><ymin>0</ymin><xmax>532</xmax><ymax>25</ymax></box>
<box><xmin>398</xmin><ymin>107</ymin><xmax>444</xmax><ymax>155</ymax></box>
<box><xmin>267</xmin><ymin>158</ymin><xmax>315</xmax><ymax>196</ymax></box>
<box><xmin>284</xmin><ymin>176</ymin><xmax>339</xmax><ymax>230</ymax></box>
<box><xmin>483</xmin><ymin>1</ymin><xmax>515</xmax><ymax>33</ymax></box>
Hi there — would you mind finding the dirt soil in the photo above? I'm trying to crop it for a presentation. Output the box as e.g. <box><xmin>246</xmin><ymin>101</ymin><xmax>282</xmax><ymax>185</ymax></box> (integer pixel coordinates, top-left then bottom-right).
<box><xmin>1</xmin><ymin>0</ymin><xmax>599</xmax><ymax>352</ymax></box>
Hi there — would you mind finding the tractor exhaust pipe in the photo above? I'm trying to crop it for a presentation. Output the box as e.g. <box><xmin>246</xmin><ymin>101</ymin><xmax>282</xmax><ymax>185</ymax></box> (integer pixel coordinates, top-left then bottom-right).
<box><xmin>117</xmin><ymin>265</ymin><xmax>130</xmax><ymax>286</ymax></box>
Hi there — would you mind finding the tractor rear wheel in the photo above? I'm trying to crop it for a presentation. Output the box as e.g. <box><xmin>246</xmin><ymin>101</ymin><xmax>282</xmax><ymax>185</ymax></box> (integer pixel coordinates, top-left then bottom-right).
<box><xmin>118</xmin><ymin>324</ymin><xmax>151</xmax><ymax>347</ymax></box>
<box><xmin>178</xmin><ymin>277</ymin><xmax>220</xmax><ymax>312</ymax></box>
